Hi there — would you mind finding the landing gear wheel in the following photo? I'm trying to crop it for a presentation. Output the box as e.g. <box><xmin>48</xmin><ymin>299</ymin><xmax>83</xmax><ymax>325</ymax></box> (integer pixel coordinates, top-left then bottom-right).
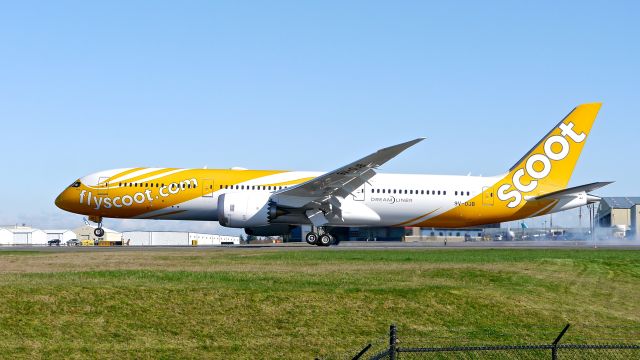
<box><xmin>305</xmin><ymin>232</ymin><xmax>319</xmax><ymax>245</ymax></box>
<box><xmin>319</xmin><ymin>234</ymin><xmax>333</xmax><ymax>247</ymax></box>
<box><xmin>94</xmin><ymin>227</ymin><xmax>105</xmax><ymax>237</ymax></box>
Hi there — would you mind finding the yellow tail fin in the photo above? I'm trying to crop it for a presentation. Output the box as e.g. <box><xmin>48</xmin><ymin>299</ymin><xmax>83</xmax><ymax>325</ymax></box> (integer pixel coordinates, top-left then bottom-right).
<box><xmin>496</xmin><ymin>103</ymin><xmax>602</xmax><ymax>208</ymax></box>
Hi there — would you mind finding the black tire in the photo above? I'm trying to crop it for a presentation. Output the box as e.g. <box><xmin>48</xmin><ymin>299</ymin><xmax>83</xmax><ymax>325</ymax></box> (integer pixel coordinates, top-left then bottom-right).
<box><xmin>305</xmin><ymin>232</ymin><xmax>318</xmax><ymax>245</ymax></box>
<box><xmin>94</xmin><ymin>228</ymin><xmax>105</xmax><ymax>237</ymax></box>
<box><xmin>319</xmin><ymin>234</ymin><xmax>333</xmax><ymax>246</ymax></box>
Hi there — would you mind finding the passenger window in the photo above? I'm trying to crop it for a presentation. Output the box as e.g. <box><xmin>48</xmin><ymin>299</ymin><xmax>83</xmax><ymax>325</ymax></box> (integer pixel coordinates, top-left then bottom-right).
<box><xmin>438</xmin><ymin>191</ymin><xmax>441</xmax><ymax>195</ymax></box>
<box><xmin>467</xmin><ymin>191</ymin><xmax>470</xmax><ymax>196</ymax></box>
<box><xmin>443</xmin><ymin>191</ymin><xmax>446</xmax><ymax>195</ymax></box>
<box><xmin>455</xmin><ymin>191</ymin><xmax>458</xmax><ymax>195</ymax></box>
<box><xmin>410</xmin><ymin>190</ymin><xmax>413</xmax><ymax>194</ymax></box>
<box><xmin>421</xmin><ymin>190</ymin><xmax>424</xmax><ymax>195</ymax></box>
<box><xmin>404</xmin><ymin>190</ymin><xmax>407</xmax><ymax>194</ymax></box>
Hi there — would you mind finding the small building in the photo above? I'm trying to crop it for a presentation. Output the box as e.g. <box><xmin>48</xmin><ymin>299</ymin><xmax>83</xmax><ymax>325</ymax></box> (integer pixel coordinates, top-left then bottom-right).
<box><xmin>596</xmin><ymin>197</ymin><xmax>640</xmax><ymax>238</ymax></box>
<box><xmin>0</xmin><ymin>226</ymin><xmax>48</xmax><ymax>245</ymax></box>
<box><xmin>597</xmin><ymin>197</ymin><xmax>640</xmax><ymax>227</ymax></box>
<box><xmin>44</xmin><ymin>230</ymin><xmax>76</xmax><ymax>243</ymax></box>
<box><xmin>73</xmin><ymin>225</ymin><xmax>122</xmax><ymax>243</ymax></box>
<box><xmin>0</xmin><ymin>228</ymin><xmax>13</xmax><ymax>245</ymax></box>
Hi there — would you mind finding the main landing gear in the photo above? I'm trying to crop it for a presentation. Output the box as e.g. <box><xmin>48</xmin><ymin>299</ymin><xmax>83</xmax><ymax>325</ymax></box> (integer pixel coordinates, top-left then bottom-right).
<box><xmin>305</xmin><ymin>227</ymin><xmax>338</xmax><ymax>246</ymax></box>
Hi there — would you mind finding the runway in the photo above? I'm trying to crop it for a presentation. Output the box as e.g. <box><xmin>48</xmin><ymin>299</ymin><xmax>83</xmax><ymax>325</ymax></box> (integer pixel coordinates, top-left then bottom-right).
<box><xmin>1</xmin><ymin>240</ymin><xmax>639</xmax><ymax>252</ymax></box>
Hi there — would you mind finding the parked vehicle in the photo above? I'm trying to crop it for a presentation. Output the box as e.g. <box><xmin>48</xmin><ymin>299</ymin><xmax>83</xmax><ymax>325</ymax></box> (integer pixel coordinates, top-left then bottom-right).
<box><xmin>66</xmin><ymin>239</ymin><xmax>80</xmax><ymax>246</ymax></box>
<box><xmin>47</xmin><ymin>239</ymin><xmax>61</xmax><ymax>246</ymax></box>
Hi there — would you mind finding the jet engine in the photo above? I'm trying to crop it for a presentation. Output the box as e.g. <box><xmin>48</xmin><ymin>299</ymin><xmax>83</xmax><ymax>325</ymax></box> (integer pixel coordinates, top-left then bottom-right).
<box><xmin>217</xmin><ymin>192</ymin><xmax>289</xmax><ymax>228</ymax></box>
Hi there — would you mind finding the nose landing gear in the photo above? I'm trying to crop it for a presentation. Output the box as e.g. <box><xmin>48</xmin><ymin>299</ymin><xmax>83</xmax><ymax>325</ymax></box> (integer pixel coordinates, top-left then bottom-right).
<box><xmin>88</xmin><ymin>216</ymin><xmax>105</xmax><ymax>237</ymax></box>
<box><xmin>94</xmin><ymin>226</ymin><xmax>105</xmax><ymax>238</ymax></box>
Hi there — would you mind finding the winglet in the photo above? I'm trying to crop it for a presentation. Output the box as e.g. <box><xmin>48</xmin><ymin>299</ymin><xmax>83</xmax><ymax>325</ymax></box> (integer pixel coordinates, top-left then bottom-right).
<box><xmin>376</xmin><ymin>138</ymin><xmax>425</xmax><ymax>159</ymax></box>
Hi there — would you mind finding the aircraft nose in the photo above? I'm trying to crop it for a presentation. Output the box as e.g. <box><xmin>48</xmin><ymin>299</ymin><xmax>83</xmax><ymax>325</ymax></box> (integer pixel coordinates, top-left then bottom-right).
<box><xmin>55</xmin><ymin>190</ymin><xmax>70</xmax><ymax>211</ymax></box>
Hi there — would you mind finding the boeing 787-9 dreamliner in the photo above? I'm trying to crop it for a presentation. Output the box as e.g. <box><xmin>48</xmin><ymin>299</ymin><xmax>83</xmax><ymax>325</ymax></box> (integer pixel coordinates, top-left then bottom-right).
<box><xmin>56</xmin><ymin>103</ymin><xmax>611</xmax><ymax>245</ymax></box>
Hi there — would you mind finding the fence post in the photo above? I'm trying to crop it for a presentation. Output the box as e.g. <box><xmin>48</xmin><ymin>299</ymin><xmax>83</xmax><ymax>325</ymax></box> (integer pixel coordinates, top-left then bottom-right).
<box><xmin>551</xmin><ymin>324</ymin><xmax>570</xmax><ymax>360</ymax></box>
<box><xmin>389</xmin><ymin>324</ymin><xmax>397</xmax><ymax>360</ymax></box>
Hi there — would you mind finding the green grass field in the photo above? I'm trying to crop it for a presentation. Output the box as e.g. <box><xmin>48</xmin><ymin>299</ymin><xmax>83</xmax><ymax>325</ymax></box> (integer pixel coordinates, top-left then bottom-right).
<box><xmin>0</xmin><ymin>248</ymin><xmax>638</xmax><ymax>359</ymax></box>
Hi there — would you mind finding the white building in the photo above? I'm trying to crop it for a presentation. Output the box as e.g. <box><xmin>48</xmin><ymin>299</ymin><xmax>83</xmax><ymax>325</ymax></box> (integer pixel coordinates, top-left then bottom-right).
<box><xmin>0</xmin><ymin>228</ymin><xmax>12</xmax><ymax>245</ymax></box>
<box><xmin>44</xmin><ymin>230</ymin><xmax>76</xmax><ymax>243</ymax></box>
<box><xmin>122</xmin><ymin>231</ymin><xmax>240</xmax><ymax>246</ymax></box>
<box><xmin>73</xmin><ymin>225</ymin><xmax>122</xmax><ymax>243</ymax></box>
<box><xmin>0</xmin><ymin>226</ymin><xmax>48</xmax><ymax>245</ymax></box>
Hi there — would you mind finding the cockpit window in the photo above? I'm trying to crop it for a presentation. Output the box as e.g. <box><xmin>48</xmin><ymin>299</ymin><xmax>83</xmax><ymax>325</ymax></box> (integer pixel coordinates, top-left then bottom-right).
<box><xmin>70</xmin><ymin>181</ymin><xmax>81</xmax><ymax>188</ymax></box>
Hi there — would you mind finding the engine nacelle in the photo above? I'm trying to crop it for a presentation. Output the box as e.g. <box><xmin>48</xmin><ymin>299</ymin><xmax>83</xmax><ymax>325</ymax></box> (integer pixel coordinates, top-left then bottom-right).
<box><xmin>245</xmin><ymin>225</ymin><xmax>293</xmax><ymax>236</ymax></box>
<box><xmin>217</xmin><ymin>192</ymin><xmax>273</xmax><ymax>228</ymax></box>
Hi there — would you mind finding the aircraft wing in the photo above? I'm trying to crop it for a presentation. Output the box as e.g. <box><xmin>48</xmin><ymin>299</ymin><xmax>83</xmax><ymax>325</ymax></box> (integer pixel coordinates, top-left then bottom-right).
<box><xmin>527</xmin><ymin>181</ymin><xmax>613</xmax><ymax>201</ymax></box>
<box><xmin>272</xmin><ymin>138</ymin><xmax>424</xmax><ymax>224</ymax></box>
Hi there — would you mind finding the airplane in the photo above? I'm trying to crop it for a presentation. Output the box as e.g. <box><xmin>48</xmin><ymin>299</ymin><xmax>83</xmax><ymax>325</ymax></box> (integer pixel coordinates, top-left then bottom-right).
<box><xmin>55</xmin><ymin>103</ymin><xmax>611</xmax><ymax>246</ymax></box>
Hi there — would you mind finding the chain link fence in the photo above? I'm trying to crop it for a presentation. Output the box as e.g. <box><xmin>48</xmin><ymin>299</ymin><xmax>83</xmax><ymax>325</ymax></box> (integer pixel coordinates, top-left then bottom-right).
<box><xmin>319</xmin><ymin>324</ymin><xmax>640</xmax><ymax>360</ymax></box>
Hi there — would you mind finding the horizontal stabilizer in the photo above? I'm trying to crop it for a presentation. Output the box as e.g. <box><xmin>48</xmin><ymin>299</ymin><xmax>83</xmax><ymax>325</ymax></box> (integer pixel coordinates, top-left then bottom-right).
<box><xmin>529</xmin><ymin>181</ymin><xmax>613</xmax><ymax>201</ymax></box>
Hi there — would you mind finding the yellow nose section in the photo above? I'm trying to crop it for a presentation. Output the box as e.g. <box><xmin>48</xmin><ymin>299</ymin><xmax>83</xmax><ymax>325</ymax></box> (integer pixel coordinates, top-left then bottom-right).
<box><xmin>55</xmin><ymin>190</ymin><xmax>73</xmax><ymax>211</ymax></box>
<box><xmin>54</xmin><ymin>191</ymin><xmax>65</xmax><ymax>210</ymax></box>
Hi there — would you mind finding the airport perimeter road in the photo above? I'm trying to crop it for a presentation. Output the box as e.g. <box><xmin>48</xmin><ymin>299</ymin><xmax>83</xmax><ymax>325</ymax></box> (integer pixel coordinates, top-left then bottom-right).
<box><xmin>1</xmin><ymin>240</ymin><xmax>640</xmax><ymax>252</ymax></box>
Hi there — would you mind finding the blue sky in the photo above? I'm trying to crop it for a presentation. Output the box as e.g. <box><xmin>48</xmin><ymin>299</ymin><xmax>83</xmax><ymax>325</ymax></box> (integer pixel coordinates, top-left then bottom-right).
<box><xmin>0</xmin><ymin>1</ymin><xmax>638</xmax><ymax>231</ymax></box>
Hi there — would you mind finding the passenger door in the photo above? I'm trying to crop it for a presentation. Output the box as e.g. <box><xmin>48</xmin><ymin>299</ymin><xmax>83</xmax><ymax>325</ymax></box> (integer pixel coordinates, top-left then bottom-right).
<box><xmin>202</xmin><ymin>179</ymin><xmax>214</xmax><ymax>197</ymax></box>
<box><xmin>98</xmin><ymin>177</ymin><xmax>109</xmax><ymax>196</ymax></box>
<box><xmin>482</xmin><ymin>186</ymin><xmax>494</xmax><ymax>206</ymax></box>
<box><xmin>352</xmin><ymin>183</ymin><xmax>366</xmax><ymax>201</ymax></box>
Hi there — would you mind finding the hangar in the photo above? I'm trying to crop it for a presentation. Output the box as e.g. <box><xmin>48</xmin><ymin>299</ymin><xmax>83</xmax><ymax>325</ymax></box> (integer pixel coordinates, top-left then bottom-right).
<box><xmin>0</xmin><ymin>228</ymin><xmax>12</xmax><ymax>245</ymax></box>
<box><xmin>0</xmin><ymin>226</ymin><xmax>47</xmax><ymax>245</ymax></box>
<box><xmin>122</xmin><ymin>231</ymin><xmax>240</xmax><ymax>246</ymax></box>
<box><xmin>596</xmin><ymin>197</ymin><xmax>640</xmax><ymax>238</ymax></box>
